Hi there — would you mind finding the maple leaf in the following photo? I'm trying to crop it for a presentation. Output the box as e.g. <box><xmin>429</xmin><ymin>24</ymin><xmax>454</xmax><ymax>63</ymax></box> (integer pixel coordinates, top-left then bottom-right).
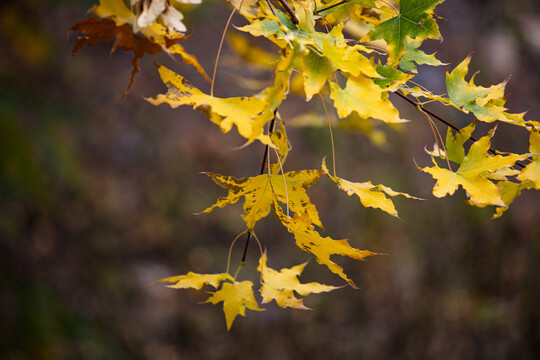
<box><xmin>70</xmin><ymin>17</ymin><xmax>163</xmax><ymax>98</ymax></box>
<box><xmin>153</xmin><ymin>272</ymin><xmax>233</xmax><ymax>289</ymax></box>
<box><xmin>517</xmin><ymin>130</ymin><xmax>540</xmax><ymax>189</ymax></box>
<box><xmin>399</xmin><ymin>37</ymin><xmax>446</xmax><ymax>73</ymax></box>
<box><xmin>147</xmin><ymin>64</ymin><xmax>273</xmax><ymax>145</ymax></box>
<box><xmin>257</xmin><ymin>252</ymin><xmax>338</xmax><ymax>309</ymax></box>
<box><xmin>320</xmin><ymin>24</ymin><xmax>378</xmax><ymax>78</ymax></box>
<box><xmin>201</xmin><ymin>170</ymin><xmax>324</xmax><ymax>230</ymax></box>
<box><xmin>330</xmin><ymin>75</ymin><xmax>406</xmax><ymax>123</ymax></box>
<box><xmin>363</xmin><ymin>0</ymin><xmax>445</xmax><ymax>64</ymax></box>
<box><xmin>374</xmin><ymin>62</ymin><xmax>414</xmax><ymax>90</ymax></box>
<box><xmin>322</xmin><ymin>158</ymin><xmax>420</xmax><ymax>218</ymax></box>
<box><xmin>445</xmin><ymin>55</ymin><xmax>538</xmax><ymax>128</ymax></box>
<box><xmin>274</xmin><ymin>203</ymin><xmax>378</xmax><ymax>287</ymax></box>
<box><xmin>489</xmin><ymin>181</ymin><xmax>531</xmax><ymax>220</ymax></box>
<box><xmin>300</xmin><ymin>50</ymin><xmax>333</xmax><ymax>101</ymax></box>
<box><xmin>418</xmin><ymin>124</ymin><xmax>532</xmax><ymax>207</ymax></box>
<box><xmin>205</xmin><ymin>280</ymin><xmax>264</xmax><ymax>330</ymax></box>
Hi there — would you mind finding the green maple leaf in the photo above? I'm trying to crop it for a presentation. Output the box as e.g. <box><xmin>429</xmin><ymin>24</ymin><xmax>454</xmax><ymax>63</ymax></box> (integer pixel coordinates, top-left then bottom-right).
<box><xmin>445</xmin><ymin>55</ymin><xmax>539</xmax><ymax>127</ymax></box>
<box><xmin>399</xmin><ymin>37</ymin><xmax>446</xmax><ymax>72</ymax></box>
<box><xmin>201</xmin><ymin>170</ymin><xmax>324</xmax><ymax>231</ymax></box>
<box><xmin>363</xmin><ymin>0</ymin><xmax>445</xmax><ymax>64</ymax></box>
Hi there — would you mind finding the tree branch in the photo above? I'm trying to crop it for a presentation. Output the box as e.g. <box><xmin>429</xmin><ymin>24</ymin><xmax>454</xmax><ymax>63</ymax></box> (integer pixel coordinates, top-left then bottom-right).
<box><xmin>395</xmin><ymin>91</ymin><xmax>526</xmax><ymax>169</ymax></box>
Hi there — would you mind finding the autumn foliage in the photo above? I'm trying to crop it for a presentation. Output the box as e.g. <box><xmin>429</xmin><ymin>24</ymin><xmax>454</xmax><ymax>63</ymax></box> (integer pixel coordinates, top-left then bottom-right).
<box><xmin>70</xmin><ymin>0</ymin><xmax>539</xmax><ymax>329</ymax></box>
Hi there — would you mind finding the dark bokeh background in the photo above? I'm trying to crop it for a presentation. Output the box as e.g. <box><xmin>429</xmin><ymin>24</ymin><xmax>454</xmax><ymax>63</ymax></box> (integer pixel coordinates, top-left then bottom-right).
<box><xmin>1</xmin><ymin>0</ymin><xmax>539</xmax><ymax>359</ymax></box>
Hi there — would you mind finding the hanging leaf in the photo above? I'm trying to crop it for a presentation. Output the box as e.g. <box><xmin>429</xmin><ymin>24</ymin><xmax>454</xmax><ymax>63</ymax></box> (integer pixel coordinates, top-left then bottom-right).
<box><xmin>322</xmin><ymin>158</ymin><xmax>421</xmax><ymax>218</ymax></box>
<box><xmin>201</xmin><ymin>170</ymin><xmax>324</xmax><ymax>230</ymax></box>
<box><xmin>70</xmin><ymin>17</ymin><xmax>163</xmax><ymax>98</ymax></box>
<box><xmin>445</xmin><ymin>55</ymin><xmax>538</xmax><ymax>127</ymax></box>
<box><xmin>205</xmin><ymin>280</ymin><xmax>264</xmax><ymax>330</ymax></box>
<box><xmin>399</xmin><ymin>37</ymin><xmax>446</xmax><ymax>73</ymax></box>
<box><xmin>418</xmin><ymin>125</ymin><xmax>532</xmax><ymax>207</ymax></box>
<box><xmin>258</xmin><ymin>252</ymin><xmax>338</xmax><ymax>309</ymax></box>
<box><xmin>153</xmin><ymin>272</ymin><xmax>233</xmax><ymax>289</ymax></box>
<box><xmin>362</xmin><ymin>0</ymin><xmax>445</xmax><ymax>64</ymax></box>
<box><xmin>330</xmin><ymin>75</ymin><xmax>406</xmax><ymax>123</ymax></box>
<box><xmin>147</xmin><ymin>64</ymin><xmax>273</xmax><ymax>145</ymax></box>
<box><xmin>274</xmin><ymin>203</ymin><xmax>378</xmax><ymax>287</ymax></box>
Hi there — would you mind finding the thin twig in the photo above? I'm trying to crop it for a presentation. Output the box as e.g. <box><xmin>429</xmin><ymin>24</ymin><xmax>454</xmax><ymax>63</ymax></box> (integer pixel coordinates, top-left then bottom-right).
<box><xmin>395</xmin><ymin>91</ymin><xmax>527</xmax><ymax>169</ymax></box>
<box><xmin>318</xmin><ymin>93</ymin><xmax>337</xmax><ymax>177</ymax></box>
<box><xmin>278</xmin><ymin>0</ymin><xmax>299</xmax><ymax>25</ymax></box>
<box><xmin>314</xmin><ymin>0</ymin><xmax>347</xmax><ymax>15</ymax></box>
<box><xmin>211</xmin><ymin>2</ymin><xmax>239</xmax><ymax>97</ymax></box>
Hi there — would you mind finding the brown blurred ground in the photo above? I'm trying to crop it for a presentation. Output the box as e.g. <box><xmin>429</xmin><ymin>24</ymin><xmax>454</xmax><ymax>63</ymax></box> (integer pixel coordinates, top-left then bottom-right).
<box><xmin>1</xmin><ymin>0</ymin><xmax>539</xmax><ymax>359</ymax></box>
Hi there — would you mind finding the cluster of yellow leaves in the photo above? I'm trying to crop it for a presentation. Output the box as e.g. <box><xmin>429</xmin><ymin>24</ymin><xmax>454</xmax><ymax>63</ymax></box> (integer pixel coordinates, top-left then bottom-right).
<box><xmin>71</xmin><ymin>0</ymin><xmax>540</xmax><ymax>331</ymax></box>
<box><xmin>155</xmin><ymin>252</ymin><xmax>339</xmax><ymax>329</ymax></box>
<box><xmin>419</xmin><ymin>121</ymin><xmax>536</xmax><ymax>219</ymax></box>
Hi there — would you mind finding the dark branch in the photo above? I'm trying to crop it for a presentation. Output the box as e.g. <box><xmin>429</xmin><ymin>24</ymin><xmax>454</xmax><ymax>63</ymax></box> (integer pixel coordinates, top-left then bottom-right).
<box><xmin>395</xmin><ymin>91</ymin><xmax>527</xmax><ymax>169</ymax></box>
<box><xmin>314</xmin><ymin>0</ymin><xmax>348</xmax><ymax>15</ymax></box>
<box><xmin>241</xmin><ymin>111</ymin><xmax>279</xmax><ymax>264</ymax></box>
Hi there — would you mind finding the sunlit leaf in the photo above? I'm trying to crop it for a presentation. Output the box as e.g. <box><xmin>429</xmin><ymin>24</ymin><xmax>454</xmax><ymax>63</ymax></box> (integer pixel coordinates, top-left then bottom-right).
<box><xmin>206</xmin><ymin>281</ymin><xmax>264</xmax><ymax>330</ymax></box>
<box><xmin>258</xmin><ymin>252</ymin><xmax>338</xmax><ymax>309</ymax></box>
<box><xmin>201</xmin><ymin>170</ymin><xmax>324</xmax><ymax>230</ymax></box>
<box><xmin>274</xmin><ymin>203</ymin><xmax>378</xmax><ymax>287</ymax></box>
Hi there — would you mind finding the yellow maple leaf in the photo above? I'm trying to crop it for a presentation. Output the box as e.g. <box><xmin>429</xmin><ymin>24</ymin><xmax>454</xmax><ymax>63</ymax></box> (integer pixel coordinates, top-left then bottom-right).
<box><xmin>258</xmin><ymin>252</ymin><xmax>338</xmax><ymax>309</ymax></box>
<box><xmin>517</xmin><ymin>130</ymin><xmax>540</xmax><ymax>189</ymax></box>
<box><xmin>330</xmin><ymin>75</ymin><xmax>405</xmax><ymax>123</ymax></box>
<box><xmin>153</xmin><ymin>272</ymin><xmax>233</xmax><ymax>289</ymax></box>
<box><xmin>201</xmin><ymin>170</ymin><xmax>324</xmax><ymax>230</ymax></box>
<box><xmin>274</xmin><ymin>203</ymin><xmax>378</xmax><ymax>287</ymax></box>
<box><xmin>418</xmin><ymin>126</ymin><xmax>531</xmax><ymax>207</ymax></box>
<box><xmin>322</xmin><ymin>158</ymin><xmax>420</xmax><ymax>218</ymax></box>
<box><xmin>147</xmin><ymin>64</ymin><xmax>273</xmax><ymax>145</ymax></box>
<box><xmin>205</xmin><ymin>280</ymin><xmax>264</xmax><ymax>330</ymax></box>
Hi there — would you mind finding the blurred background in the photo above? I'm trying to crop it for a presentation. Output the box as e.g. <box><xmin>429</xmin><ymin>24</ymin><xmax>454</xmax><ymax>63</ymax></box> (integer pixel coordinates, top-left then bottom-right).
<box><xmin>1</xmin><ymin>0</ymin><xmax>539</xmax><ymax>359</ymax></box>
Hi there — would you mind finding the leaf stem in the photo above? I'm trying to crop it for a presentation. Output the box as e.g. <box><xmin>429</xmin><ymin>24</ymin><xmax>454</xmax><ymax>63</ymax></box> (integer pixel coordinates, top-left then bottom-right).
<box><xmin>314</xmin><ymin>0</ymin><xmax>347</xmax><ymax>15</ymax></box>
<box><xmin>395</xmin><ymin>91</ymin><xmax>526</xmax><ymax>169</ymax></box>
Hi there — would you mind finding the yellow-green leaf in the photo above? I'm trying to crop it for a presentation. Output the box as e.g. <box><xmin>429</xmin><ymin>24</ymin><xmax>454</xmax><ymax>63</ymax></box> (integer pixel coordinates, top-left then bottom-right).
<box><xmin>257</xmin><ymin>252</ymin><xmax>338</xmax><ymax>309</ymax></box>
<box><xmin>201</xmin><ymin>170</ymin><xmax>324</xmax><ymax>230</ymax></box>
<box><xmin>446</xmin><ymin>55</ymin><xmax>538</xmax><ymax>127</ymax></box>
<box><xmin>274</xmin><ymin>204</ymin><xmax>378</xmax><ymax>287</ymax></box>
<box><xmin>330</xmin><ymin>75</ymin><xmax>405</xmax><ymax>123</ymax></box>
<box><xmin>301</xmin><ymin>50</ymin><xmax>333</xmax><ymax>101</ymax></box>
<box><xmin>205</xmin><ymin>281</ymin><xmax>264</xmax><ymax>330</ymax></box>
<box><xmin>399</xmin><ymin>37</ymin><xmax>446</xmax><ymax>73</ymax></box>
<box><xmin>419</xmin><ymin>126</ymin><xmax>532</xmax><ymax>207</ymax></box>
<box><xmin>322</xmin><ymin>158</ymin><xmax>420</xmax><ymax>217</ymax></box>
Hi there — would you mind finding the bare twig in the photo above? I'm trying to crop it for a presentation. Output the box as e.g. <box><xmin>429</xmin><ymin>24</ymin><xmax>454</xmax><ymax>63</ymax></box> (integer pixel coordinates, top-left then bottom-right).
<box><xmin>395</xmin><ymin>91</ymin><xmax>527</xmax><ymax>169</ymax></box>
